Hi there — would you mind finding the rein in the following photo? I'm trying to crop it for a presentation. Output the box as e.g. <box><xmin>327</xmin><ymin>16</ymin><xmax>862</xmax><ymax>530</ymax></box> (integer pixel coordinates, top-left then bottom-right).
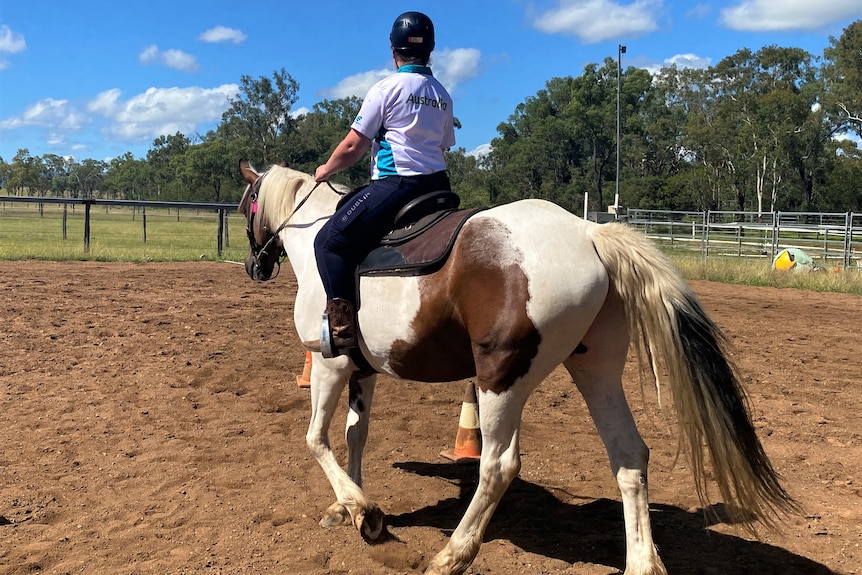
<box><xmin>246</xmin><ymin>173</ymin><xmax>345</xmax><ymax>279</ymax></box>
<box><xmin>270</xmin><ymin>179</ymin><xmax>344</xmax><ymax>235</ymax></box>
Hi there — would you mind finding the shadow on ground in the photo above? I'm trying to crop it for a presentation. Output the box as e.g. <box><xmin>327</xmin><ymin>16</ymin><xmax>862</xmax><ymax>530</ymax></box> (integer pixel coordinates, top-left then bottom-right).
<box><xmin>389</xmin><ymin>461</ymin><xmax>836</xmax><ymax>575</ymax></box>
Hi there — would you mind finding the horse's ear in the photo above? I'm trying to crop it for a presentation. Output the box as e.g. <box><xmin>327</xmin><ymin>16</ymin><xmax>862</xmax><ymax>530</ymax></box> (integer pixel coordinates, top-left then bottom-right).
<box><xmin>278</xmin><ymin>160</ymin><xmax>289</xmax><ymax>168</ymax></box>
<box><xmin>239</xmin><ymin>159</ymin><xmax>259</xmax><ymax>185</ymax></box>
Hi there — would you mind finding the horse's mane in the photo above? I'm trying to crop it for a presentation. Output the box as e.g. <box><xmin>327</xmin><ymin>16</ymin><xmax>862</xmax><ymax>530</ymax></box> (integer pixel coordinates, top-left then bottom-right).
<box><xmin>257</xmin><ymin>165</ymin><xmax>314</xmax><ymax>224</ymax></box>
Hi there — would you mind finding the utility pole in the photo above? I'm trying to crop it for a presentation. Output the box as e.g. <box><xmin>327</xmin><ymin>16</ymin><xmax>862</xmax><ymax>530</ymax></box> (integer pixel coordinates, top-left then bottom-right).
<box><xmin>614</xmin><ymin>44</ymin><xmax>626</xmax><ymax>219</ymax></box>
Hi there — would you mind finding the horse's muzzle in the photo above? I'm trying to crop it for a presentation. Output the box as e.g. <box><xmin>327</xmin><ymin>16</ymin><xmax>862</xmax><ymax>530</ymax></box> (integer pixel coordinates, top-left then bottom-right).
<box><xmin>245</xmin><ymin>257</ymin><xmax>273</xmax><ymax>282</ymax></box>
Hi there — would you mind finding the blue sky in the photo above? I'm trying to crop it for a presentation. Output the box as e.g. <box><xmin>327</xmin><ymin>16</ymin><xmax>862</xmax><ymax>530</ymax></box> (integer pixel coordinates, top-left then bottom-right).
<box><xmin>0</xmin><ymin>0</ymin><xmax>859</xmax><ymax>164</ymax></box>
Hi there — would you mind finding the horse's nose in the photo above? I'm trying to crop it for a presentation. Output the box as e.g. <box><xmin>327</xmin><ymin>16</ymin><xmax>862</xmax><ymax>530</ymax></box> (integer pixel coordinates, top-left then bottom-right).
<box><xmin>244</xmin><ymin>258</ymin><xmax>261</xmax><ymax>281</ymax></box>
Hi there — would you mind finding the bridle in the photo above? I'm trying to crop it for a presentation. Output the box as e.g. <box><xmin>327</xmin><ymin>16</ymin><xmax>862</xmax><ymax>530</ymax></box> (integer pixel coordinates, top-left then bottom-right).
<box><xmin>244</xmin><ymin>169</ymin><xmax>344</xmax><ymax>280</ymax></box>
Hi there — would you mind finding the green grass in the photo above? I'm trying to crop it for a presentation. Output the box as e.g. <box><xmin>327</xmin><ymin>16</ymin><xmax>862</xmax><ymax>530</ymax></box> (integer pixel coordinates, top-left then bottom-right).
<box><xmin>0</xmin><ymin>202</ymin><xmax>248</xmax><ymax>262</ymax></box>
<box><xmin>2</xmin><ymin>202</ymin><xmax>861</xmax><ymax>295</ymax></box>
<box><xmin>671</xmin><ymin>254</ymin><xmax>862</xmax><ymax>296</ymax></box>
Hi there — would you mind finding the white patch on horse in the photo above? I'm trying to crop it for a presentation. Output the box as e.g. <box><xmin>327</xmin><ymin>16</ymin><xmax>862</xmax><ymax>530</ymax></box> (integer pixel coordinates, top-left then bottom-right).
<box><xmin>474</xmin><ymin>200</ymin><xmax>608</xmax><ymax>361</ymax></box>
<box><xmin>358</xmin><ymin>275</ymin><xmax>422</xmax><ymax>374</ymax></box>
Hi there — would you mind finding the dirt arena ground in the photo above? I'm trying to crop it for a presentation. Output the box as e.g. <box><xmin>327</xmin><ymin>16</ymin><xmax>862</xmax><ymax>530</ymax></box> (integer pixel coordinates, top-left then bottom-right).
<box><xmin>1</xmin><ymin>261</ymin><xmax>860</xmax><ymax>575</ymax></box>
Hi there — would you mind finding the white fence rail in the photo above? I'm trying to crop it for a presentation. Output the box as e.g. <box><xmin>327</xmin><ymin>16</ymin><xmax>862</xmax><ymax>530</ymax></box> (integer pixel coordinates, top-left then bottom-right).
<box><xmin>627</xmin><ymin>209</ymin><xmax>862</xmax><ymax>269</ymax></box>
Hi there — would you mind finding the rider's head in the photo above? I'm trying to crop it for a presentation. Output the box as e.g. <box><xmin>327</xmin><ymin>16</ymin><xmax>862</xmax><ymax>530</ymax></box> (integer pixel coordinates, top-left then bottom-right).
<box><xmin>390</xmin><ymin>11</ymin><xmax>435</xmax><ymax>66</ymax></box>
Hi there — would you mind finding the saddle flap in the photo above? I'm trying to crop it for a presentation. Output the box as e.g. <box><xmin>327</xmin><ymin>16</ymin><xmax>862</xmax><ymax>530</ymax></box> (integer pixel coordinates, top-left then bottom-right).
<box><xmin>358</xmin><ymin>207</ymin><xmax>485</xmax><ymax>277</ymax></box>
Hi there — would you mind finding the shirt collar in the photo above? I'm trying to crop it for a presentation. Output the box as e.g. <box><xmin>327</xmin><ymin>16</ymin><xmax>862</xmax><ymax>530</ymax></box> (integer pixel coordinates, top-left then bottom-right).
<box><xmin>397</xmin><ymin>64</ymin><xmax>433</xmax><ymax>76</ymax></box>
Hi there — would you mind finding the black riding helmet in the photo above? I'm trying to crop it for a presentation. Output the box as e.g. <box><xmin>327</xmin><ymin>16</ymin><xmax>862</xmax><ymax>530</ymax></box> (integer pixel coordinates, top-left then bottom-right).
<box><xmin>389</xmin><ymin>11</ymin><xmax>435</xmax><ymax>54</ymax></box>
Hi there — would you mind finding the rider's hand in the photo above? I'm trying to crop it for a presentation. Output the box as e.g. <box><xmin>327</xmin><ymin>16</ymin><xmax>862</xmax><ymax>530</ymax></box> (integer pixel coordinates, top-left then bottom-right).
<box><xmin>314</xmin><ymin>165</ymin><xmax>330</xmax><ymax>183</ymax></box>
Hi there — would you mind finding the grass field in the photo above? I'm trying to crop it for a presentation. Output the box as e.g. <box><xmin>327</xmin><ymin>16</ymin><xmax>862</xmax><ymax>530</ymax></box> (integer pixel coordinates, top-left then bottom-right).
<box><xmin>2</xmin><ymin>200</ymin><xmax>861</xmax><ymax>295</ymax></box>
<box><xmin>0</xmin><ymin>202</ymin><xmax>248</xmax><ymax>262</ymax></box>
<box><xmin>672</xmin><ymin>254</ymin><xmax>862</xmax><ymax>295</ymax></box>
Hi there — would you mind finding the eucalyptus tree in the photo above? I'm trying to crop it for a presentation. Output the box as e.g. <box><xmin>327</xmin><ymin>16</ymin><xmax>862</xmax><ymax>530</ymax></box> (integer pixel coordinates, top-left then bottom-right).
<box><xmin>615</xmin><ymin>65</ymin><xmax>679</xmax><ymax>209</ymax></box>
<box><xmin>39</xmin><ymin>154</ymin><xmax>73</xmax><ymax>197</ymax></box>
<box><xmin>487</xmin><ymin>57</ymin><xmax>655</xmax><ymax>214</ymax></box>
<box><xmin>487</xmin><ymin>71</ymin><xmax>600</xmax><ymax>212</ymax></box>
<box><xmin>6</xmin><ymin>149</ymin><xmax>43</xmax><ymax>196</ymax></box>
<box><xmin>0</xmin><ymin>157</ymin><xmax>8</xmax><ymax>191</ymax></box>
<box><xmin>219</xmin><ymin>68</ymin><xmax>300</xmax><ymax>166</ymax></box>
<box><xmin>823</xmin><ymin>20</ymin><xmax>862</xmax><ymax>139</ymax></box>
<box><xmin>103</xmin><ymin>153</ymin><xmax>151</xmax><ymax>200</ymax></box>
<box><xmin>146</xmin><ymin>132</ymin><xmax>190</xmax><ymax>200</ymax></box>
<box><xmin>289</xmin><ymin>97</ymin><xmax>365</xmax><ymax>185</ymax></box>
<box><xmin>69</xmin><ymin>158</ymin><xmax>107</xmax><ymax>199</ymax></box>
<box><xmin>821</xmin><ymin>142</ymin><xmax>862</xmax><ymax>211</ymax></box>
<box><xmin>174</xmin><ymin>135</ymin><xmax>242</xmax><ymax>202</ymax></box>
<box><xmin>444</xmin><ymin>148</ymin><xmax>489</xmax><ymax>208</ymax></box>
<box><xmin>562</xmin><ymin>63</ymin><xmax>617</xmax><ymax>211</ymax></box>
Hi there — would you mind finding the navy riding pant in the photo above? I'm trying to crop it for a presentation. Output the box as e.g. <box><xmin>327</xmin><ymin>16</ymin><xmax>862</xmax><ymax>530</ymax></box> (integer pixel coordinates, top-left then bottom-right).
<box><xmin>314</xmin><ymin>171</ymin><xmax>451</xmax><ymax>302</ymax></box>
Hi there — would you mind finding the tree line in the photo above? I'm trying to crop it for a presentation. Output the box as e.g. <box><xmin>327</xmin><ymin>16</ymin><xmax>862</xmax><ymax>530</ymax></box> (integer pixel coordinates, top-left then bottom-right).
<box><xmin>2</xmin><ymin>21</ymin><xmax>860</xmax><ymax>215</ymax></box>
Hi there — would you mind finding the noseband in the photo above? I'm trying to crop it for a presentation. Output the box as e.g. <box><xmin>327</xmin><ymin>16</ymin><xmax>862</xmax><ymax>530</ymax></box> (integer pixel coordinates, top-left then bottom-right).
<box><xmin>244</xmin><ymin>170</ymin><xmax>344</xmax><ymax>280</ymax></box>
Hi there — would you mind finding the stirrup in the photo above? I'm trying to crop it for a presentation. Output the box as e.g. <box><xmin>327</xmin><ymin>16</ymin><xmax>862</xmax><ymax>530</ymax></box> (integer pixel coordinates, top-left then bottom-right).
<box><xmin>320</xmin><ymin>312</ymin><xmax>339</xmax><ymax>359</ymax></box>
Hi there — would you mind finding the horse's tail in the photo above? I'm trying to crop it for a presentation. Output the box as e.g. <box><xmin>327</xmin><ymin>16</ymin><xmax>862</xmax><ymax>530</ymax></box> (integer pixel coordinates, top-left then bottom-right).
<box><xmin>589</xmin><ymin>222</ymin><xmax>798</xmax><ymax>532</ymax></box>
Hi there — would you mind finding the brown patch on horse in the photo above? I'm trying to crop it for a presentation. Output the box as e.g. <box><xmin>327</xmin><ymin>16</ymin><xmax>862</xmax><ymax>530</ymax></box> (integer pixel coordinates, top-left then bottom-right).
<box><xmin>389</xmin><ymin>218</ymin><xmax>540</xmax><ymax>394</ymax></box>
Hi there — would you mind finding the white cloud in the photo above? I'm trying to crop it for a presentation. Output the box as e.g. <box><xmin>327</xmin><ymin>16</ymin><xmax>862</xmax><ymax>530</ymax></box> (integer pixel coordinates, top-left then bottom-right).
<box><xmin>434</xmin><ymin>48</ymin><xmax>482</xmax><ymax>92</ymax></box>
<box><xmin>645</xmin><ymin>53</ymin><xmax>711</xmax><ymax>75</ymax></box>
<box><xmin>89</xmin><ymin>85</ymin><xmax>239</xmax><ymax>141</ymax></box>
<box><xmin>139</xmin><ymin>45</ymin><xmax>159</xmax><ymax>65</ymax></box>
<box><xmin>199</xmin><ymin>26</ymin><xmax>247</xmax><ymax>44</ymax></box>
<box><xmin>0</xmin><ymin>98</ymin><xmax>87</xmax><ymax>131</ymax></box>
<box><xmin>1</xmin><ymin>84</ymin><xmax>239</xmax><ymax>150</ymax></box>
<box><xmin>531</xmin><ymin>0</ymin><xmax>662</xmax><ymax>43</ymax></box>
<box><xmin>319</xmin><ymin>48</ymin><xmax>482</xmax><ymax>99</ymax></box>
<box><xmin>87</xmin><ymin>88</ymin><xmax>122</xmax><ymax>115</ymax></box>
<box><xmin>162</xmin><ymin>49</ymin><xmax>199</xmax><ymax>72</ymax></box>
<box><xmin>468</xmin><ymin>143</ymin><xmax>491</xmax><ymax>158</ymax></box>
<box><xmin>720</xmin><ymin>0</ymin><xmax>861</xmax><ymax>31</ymax></box>
<box><xmin>0</xmin><ymin>24</ymin><xmax>25</xmax><ymax>70</ymax></box>
<box><xmin>320</xmin><ymin>69</ymin><xmax>391</xmax><ymax>99</ymax></box>
<box><xmin>138</xmin><ymin>45</ymin><xmax>199</xmax><ymax>72</ymax></box>
<box><xmin>0</xmin><ymin>25</ymin><xmax>26</xmax><ymax>53</ymax></box>
<box><xmin>665</xmin><ymin>53</ymin><xmax>711</xmax><ymax>69</ymax></box>
<box><xmin>686</xmin><ymin>3</ymin><xmax>711</xmax><ymax>19</ymax></box>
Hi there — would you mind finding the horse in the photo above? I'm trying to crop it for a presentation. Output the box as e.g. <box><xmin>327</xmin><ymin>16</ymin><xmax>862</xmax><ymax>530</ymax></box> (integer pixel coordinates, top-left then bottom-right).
<box><xmin>237</xmin><ymin>160</ymin><xmax>797</xmax><ymax>575</ymax></box>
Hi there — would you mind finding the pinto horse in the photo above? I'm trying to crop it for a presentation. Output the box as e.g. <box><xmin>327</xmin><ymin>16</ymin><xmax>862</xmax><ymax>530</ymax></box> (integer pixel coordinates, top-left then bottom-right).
<box><xmin>238</xmin><ymin>161</ymin><xmax>796</xmax><ymax>575</ymax></box>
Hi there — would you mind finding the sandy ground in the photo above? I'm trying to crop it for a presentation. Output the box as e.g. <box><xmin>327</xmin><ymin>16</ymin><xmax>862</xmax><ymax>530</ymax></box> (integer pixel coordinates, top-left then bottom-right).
<box><xmin>1</xmin><ymin>261</ymin><xmax>860</xmax><ymax>575</ymax></box>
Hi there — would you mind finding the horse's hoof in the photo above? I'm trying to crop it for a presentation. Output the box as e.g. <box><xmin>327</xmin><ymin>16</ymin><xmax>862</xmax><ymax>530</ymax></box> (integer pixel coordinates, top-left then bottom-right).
<box><xmin>319</xmin><ymin>502</ymin><xmax>351</xmax><ymax>528</ymax></box>
<box><xmin>356</xmin><ymin>503</ymin><xmax>386</xmax><ymax>541</ymax></box>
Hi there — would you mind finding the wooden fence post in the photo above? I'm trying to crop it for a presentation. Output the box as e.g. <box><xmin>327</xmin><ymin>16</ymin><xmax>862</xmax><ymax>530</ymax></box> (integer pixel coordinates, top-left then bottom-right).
<box><xmin>83</xmin><ymin>199</ymin><xmax>94</xmax><ymax>253</ymax></box>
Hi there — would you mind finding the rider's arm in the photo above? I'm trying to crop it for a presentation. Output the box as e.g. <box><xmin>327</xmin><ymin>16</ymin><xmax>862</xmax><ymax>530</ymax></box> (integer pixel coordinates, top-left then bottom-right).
<box><xmin>315</xmin><ymin>129</ymin><xmax>372</xmax><ymax>182</ymax></box>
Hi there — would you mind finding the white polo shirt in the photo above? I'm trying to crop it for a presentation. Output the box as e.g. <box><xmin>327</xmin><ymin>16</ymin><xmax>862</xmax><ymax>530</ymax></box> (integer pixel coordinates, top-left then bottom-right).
<box><xmin>351</xmin><ymin>65</ymin><xmax>455</xmax><ymax>180</ymax></box>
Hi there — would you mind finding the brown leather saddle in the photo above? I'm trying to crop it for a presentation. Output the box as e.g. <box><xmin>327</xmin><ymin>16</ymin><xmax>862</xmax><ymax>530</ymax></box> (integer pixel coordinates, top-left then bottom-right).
<box><xmin>358</xmin><ymin>191</ymin><xmax>485</xmax><ymax>277</ymax></box>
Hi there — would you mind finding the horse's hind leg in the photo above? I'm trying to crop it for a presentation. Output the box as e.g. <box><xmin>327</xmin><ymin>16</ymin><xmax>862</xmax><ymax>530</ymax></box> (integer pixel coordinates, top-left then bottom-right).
<box><xmin>425</xmin><ymin>382</ymin><xmax>531</xmax><ymax>575</ymax></box>
<box><xmin>345</xmin><ymin>370</ymin><xmax>376</xmax><ymax>486</ymax></box>
<box><xmin>564</xmin><ymin>291</ymin><xmax>667</xmax><ymax>575</ymax></box>
<box><xmin>307</xmin><ymin>361</ymin><xmax>383</xmax><ymax>539</ymax></box>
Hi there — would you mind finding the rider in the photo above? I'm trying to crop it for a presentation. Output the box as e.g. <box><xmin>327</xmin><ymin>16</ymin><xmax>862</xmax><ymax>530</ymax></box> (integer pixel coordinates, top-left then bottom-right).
<box><xmin>310</xmin><ymin>11</ymin><xmax>455</xmax><ymax>358</ymax></box>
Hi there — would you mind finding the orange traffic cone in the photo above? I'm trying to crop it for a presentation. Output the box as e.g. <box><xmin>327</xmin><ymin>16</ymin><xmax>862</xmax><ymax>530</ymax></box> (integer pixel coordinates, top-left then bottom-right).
<box><xmin>296</xmin><ymin>350</ymin><xmax>312</xmax><ymax>388</ymax></box>
<box><xmin>440</xmin><ymin>382</ymin><xmax>481</xmax><ymax>463</ymax></box>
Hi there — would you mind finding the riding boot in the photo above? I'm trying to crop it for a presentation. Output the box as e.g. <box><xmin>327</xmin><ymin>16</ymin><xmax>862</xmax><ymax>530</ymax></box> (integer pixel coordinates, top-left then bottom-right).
<box><xmin>302</xmin><ymin>299</ymin><xmax>358</xmax><ymax>357</ymax></box>
<box><xmin>326</xmin><ymin>298</ymin><xmax>357</xmax><ymax>349</ymax></box>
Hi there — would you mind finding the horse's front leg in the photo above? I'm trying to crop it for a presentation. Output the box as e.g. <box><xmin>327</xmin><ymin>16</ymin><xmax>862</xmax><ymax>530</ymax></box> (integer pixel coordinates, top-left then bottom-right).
<box><xmin>306</xmin><ymin>359</ymin><xmax>383</xmax><ymax>540</ymax></box>
<box><xmin>320</xmin><ymin>370</ymin><xmax>381</xmax><ymax>537</ymax></box>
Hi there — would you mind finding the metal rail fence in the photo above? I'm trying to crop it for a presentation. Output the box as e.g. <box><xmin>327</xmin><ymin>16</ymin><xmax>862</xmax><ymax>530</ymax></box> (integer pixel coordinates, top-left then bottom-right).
<box><xmin>0</xmin><ymin>196</ymin><xmax>240</xmax><ymax>256</ymax></box>
<box><xmin>627</xmin><ymin>209</ymin><xmax>862</xmax><ymax>269</ymax></box>
<box><xmin>3</xmin><ymin>197</ymin><xmax>860</xmax><ymax>268</ymax></box>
